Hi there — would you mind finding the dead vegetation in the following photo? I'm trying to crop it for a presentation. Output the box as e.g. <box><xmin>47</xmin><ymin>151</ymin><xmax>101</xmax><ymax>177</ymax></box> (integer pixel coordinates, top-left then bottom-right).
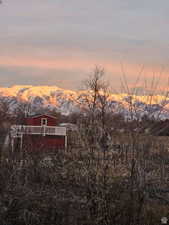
<box><xmin>0</xmin><ymin>135</ymin><xmax>169</xmax><ymax>225</ymax></box>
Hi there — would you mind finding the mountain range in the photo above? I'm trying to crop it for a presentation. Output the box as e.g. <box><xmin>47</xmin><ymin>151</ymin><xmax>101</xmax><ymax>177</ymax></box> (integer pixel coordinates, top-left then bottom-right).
<box><xmin>0</xmin><ymin>85</ymin><xmax>169</xmax><ymax>120</ymax></box>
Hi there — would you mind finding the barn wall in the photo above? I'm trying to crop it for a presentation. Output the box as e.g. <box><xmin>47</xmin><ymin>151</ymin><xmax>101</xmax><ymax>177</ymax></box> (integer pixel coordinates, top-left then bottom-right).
<box><xmin>26</xmin><ymin>115</ymin><xmax>58</xmax><ymax>126</ymax></box>
<box><xmin>22</xmin><ymin>134</ymin><xmax>65</xmax><ymax>151</ymax></box>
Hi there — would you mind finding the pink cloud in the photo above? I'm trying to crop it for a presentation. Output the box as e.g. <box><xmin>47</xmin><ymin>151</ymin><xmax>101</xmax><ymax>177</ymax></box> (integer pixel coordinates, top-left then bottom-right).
<box><xmin>0</xmin><ymin>56</ymin><xmax>168</xmax><ymax>83</ymax></box>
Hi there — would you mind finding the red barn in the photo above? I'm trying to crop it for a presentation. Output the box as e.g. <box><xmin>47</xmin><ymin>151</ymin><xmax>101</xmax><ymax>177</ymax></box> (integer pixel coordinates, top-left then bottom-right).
<box><xmin>26</xmin><ymin>114</ymin><xmax>58</xmax><ymax>126</ymax></box>
<box><xmin>11</xmin><ymin>114</ymin><xmax>67</xmax><ymax>152</ymax></box>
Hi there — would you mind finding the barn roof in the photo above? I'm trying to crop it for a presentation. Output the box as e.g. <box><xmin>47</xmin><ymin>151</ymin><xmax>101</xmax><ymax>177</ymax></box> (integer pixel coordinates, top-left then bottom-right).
<box><xmin>26</xmin><ymin>114</ymin><xmax>57</xmax><ymax>119</ymax></box>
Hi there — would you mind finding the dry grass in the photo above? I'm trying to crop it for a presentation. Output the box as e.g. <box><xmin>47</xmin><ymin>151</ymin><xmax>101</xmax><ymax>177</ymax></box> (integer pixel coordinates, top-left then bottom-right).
<box><xmin>0</xmin><ymin>131</ymin><xmax>168</xmax><ymax>225</ymax></box>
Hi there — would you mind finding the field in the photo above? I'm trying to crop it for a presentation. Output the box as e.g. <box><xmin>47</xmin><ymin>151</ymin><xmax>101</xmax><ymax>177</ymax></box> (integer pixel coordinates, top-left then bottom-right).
<box><xmin>0</xmin><ymin>130</ymin><xmax>168</xmax><ymax>225</ymax></box>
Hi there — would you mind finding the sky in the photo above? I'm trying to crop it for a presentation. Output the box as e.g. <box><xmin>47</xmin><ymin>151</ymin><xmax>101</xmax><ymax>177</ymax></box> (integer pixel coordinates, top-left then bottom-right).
<box><xmin>1</xmin><ymin>0</ymin><xmax>169</xmax><ymax>91</ymax></box>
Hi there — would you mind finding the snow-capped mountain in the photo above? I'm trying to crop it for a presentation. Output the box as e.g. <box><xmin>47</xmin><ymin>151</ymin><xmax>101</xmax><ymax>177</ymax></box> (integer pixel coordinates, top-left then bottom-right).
<box><xmin>0</xmin><ymin>85</ymin><xmax>169</xmax><ymax>119</ymax></box>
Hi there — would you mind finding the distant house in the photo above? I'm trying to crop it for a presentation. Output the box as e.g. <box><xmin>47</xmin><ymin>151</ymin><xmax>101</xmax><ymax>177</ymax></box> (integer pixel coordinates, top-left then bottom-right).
<box><xmin>10</xmin><ymin>114</ymin><xmax>67</xmax><ymax>152</ymax></box>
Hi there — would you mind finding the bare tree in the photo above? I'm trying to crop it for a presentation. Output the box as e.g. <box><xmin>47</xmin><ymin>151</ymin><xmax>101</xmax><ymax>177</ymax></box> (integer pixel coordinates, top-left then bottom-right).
<box><xmin>77</xmin><ymin>66</ymin><xmax>112</xmax><ymax>153</ymax></box>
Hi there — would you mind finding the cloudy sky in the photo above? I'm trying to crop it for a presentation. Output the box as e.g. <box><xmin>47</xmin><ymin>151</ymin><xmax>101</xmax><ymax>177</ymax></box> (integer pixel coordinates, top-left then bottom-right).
<box><xmin>1</xmin><ymin>0</ymin><xmax>169</xmax><ymax>90</ymax></box>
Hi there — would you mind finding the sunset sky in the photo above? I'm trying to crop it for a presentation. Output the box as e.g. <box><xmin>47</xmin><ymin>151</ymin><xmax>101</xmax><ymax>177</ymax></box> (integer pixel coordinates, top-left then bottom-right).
<box><xmin>1</xmin><ymin>0</ymin><xmax>169</xmax><ymax>90</ymax></box>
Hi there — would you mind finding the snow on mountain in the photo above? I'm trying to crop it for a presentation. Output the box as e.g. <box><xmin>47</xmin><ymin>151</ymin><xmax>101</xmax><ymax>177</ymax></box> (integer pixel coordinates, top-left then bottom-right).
<box><xmin>0</xmin><ymin>85</ymin><xmax>169</xmax><ymax>119</ymax></box>
<box><xmin>0</xmin><ymin>85</ymin><xmax>80</xmax><ymax>115</ymax></box>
